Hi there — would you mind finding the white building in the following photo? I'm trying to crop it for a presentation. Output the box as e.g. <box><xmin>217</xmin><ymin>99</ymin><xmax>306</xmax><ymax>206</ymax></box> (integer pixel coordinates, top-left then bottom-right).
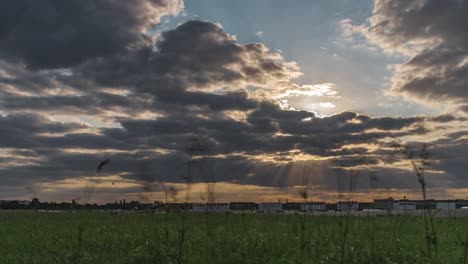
<box><xmin>393</xmin><ymin>201</ymin><xmax>416</xmax><ymax>210</ymax></box>
<box><xmin>336</xmin><ymin>201</ymin><xmax>358</xmax><ymax>211</ymax></box>
<box><xmin>191</xmin><ymin>203</ymin><xmax>229</xmax><ymax>213</ymax></box>
<box><xmin>300</xmin><ymin>202</ymin><xmax>326</xmax><ymax>212</ymax></box>
<box><xmin>258</xmin><ymin>202</ymin><xmax>283</xmax><ymax>212</ymax></box>
<box><xmin>19</xmin><ymin>200</ymin><xmax>30</xmax><ymax>206</ymax></box>
<box><xmin>436</xmin><ymin>202</ymin><xmax>456</xmax><ymax>210</ymax></box>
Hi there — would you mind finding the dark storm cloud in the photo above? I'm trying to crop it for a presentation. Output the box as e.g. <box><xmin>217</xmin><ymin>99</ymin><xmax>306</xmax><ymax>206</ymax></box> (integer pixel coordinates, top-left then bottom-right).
<box><xmin>152</xmin><ymin>20</ymin><xmax>293</xmax><ymax>88</ymax></box>
<box><xmin>0</xmin><ymin>20</ymin><xmax>299</xmax><ymax>116</ymax></box>
<box><xmin>153</xmin><ymin>90</ymin><xmax>258</xmax><ymax>111</ymax></box>
<box><xmin>427</xmin><ymin>114</ymin><xmax>466</xmax><ymax>123</ymax></box>
<box><xmin>0</xmin><ymin>104</ymin><xmax>431</xmax><ymax>158</ymax></box>
<box><xmin>0</xmin><ymin>113</ymin><xmax>88</xmax><ymax>148</ymax></box>
<box><xmin>0</xmin><ymin>96</ymin><xmax>436</xmax><ymax>161</ymax></box>
<box><xmin>75</xmin><ymin>20</ymin><xmax>300</xmax><ymax>99</ymax></box>
<box><xmin>0</xmin><ymin>62</ymin><xmax>64</xmax><ymax>94</ymax></box>
<box><xmin>0</xmin><ymin>113</ymin><xmax>146</xmax><ymax>151</ymax></box>
<box><xmin>422</xmin><ymin>133</ymin><xmax>468</xmax><ymax>187</ymax></box>
<box><xmin>0</xmin><ymin>109</ymin><xmax>465</xmax><ymax>194</ymax></box>
<box><xmin>0</xmin><ymin>113</ymin><xmax>86</xmax><ymax>134</ymax></box>
<box><xmin>0</xmin><ymin>0</ymin><xmax>182</xmax><ymax>69</ymax></box>
<box><xmin>0</xmin><ymin>150</ymin><xmax>181</xmax><ymax>184</ymax></box>
<box><xmin>0</xmin><ymin>146</ymin><xmax>432</xmax><ymax>192</ymax></box>
<box><xmin>246</xmin><ymin>102</ymin><xmax>424</xmax><ymax>137</ymax></box>
<box><xmin>357</xmin><ymin>0</ymin><xmax>468</xmax><ymax>108</ymax></box>
<box><xmin>112</xmin><ymin>100</ymin><xmax>428</xmax><ymax>156</ymax></box>
<box><xmin>0</xmin><ymin>92</ymin><xmax>151</xmax><ymax>117</ymax></box>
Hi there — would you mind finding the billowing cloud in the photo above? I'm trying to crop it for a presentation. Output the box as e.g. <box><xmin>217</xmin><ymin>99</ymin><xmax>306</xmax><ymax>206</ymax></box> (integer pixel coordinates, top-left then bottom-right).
<box><xmin>344</xmin><ymin>0</ymin><xmax>468</xmax><ymax>112</ymax></box>
<box><xmin>0</xmin><ymin>0</ymin><xmax>183</xmax><ymax>69</ymax></box>
<box><xmin>76</xmin><ymin>20</ymin><xmax>302</xmax><ymax>96</ymax></box>
<box><xmin>1</xmin><ymin>20</ymin><xmax>305</xmax><ymax>117</ymax></box>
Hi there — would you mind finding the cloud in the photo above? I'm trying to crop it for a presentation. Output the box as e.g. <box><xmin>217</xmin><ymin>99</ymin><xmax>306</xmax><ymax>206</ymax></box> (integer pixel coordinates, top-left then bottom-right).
<box><xmin>273</xmin><ymin>82</ymin><xmax>338</xmax><ymax>99</ymax></box>
<box><xmin>0</xmin><ymin>0</ymin><xmax>183</xmax><ymax>70</ymax></box>
<box><xmin>0</xmin><ymin>106</ymin><xmax>465</xmax><ymax>201</ymax></box>
<box><xmin>0</xmin><ymin>113</ymin><xmax>88</xmax><ymax>149</ymax></box>
<box><xmin>77</xmin><ymin>20</ymin><xmax>302</xmax><ymax>94</ymax></box>
<box><xmin>1</xmin><ymin>20</ymin><xmax>306</xmax><ymax>119</ymax></box>
<box><xmin>346</xmin><ymin>0</ymin><xmax>468</xmax><ymax>112</ymax></box>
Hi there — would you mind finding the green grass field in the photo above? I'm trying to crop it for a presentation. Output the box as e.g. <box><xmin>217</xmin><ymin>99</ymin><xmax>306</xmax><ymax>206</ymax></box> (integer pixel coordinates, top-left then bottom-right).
<box><xmin>0</xmin><ymin>211</ymin><xmax>467</xmax><ymax>264</ymax></box>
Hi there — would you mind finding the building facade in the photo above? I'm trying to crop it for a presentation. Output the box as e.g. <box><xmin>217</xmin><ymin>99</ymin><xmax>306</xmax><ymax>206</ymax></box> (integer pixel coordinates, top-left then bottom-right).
<box><xmin>258</xmin><ymin>202</ymin><xmax>283</xmax><ymax>212</ymax></box>
<box><xmin>192</xmin><ymin>203</ymin><xmax>230</xmax><ymax>212</ymax></box>
<box><xmin>300</xmin><ymin>202</ymin><xmax>326</xmax><ymax>212</ymax></box>
<box><xmin>436</xmin><ymin>202</ymin><xmax>456</xmax><ymax>210</ymax></box>
<box><xmin>393</xmin><ymin>201</ymin><xmax>416</xmax><ymax>210</ymax></box>
<box><xmin>373</xmin><ymin>198</ymin><xmax>394</xmax><ymax>210</ymax></box>
<box><xmin>229</xmin><ymin>202</ymin><xmax>257</xmax><ymax>211</ymax></box>
<box><xmin>336</xmin><ymin>201</ymin><xmax>358</xmax><ymax>211</ymax></box>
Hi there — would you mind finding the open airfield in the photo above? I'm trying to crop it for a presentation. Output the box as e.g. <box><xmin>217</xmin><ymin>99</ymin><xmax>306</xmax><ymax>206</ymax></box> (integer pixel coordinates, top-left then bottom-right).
<box><xmin>1</xmin><ymin>211</ymin><xmax>467</xmax><ymax>264</ymax></box>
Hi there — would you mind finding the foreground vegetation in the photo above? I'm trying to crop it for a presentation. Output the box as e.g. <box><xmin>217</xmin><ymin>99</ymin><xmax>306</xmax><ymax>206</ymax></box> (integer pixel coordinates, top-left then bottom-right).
<box><xmin>0</xmin><ymin>211</ymin><xmax>467</xmax><ymax>264</ymax></box>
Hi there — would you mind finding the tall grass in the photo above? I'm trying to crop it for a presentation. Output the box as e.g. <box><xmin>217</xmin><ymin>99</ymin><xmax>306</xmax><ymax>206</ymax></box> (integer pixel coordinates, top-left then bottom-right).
<box><xmin>1</xmin><ymin>211</ymin><xmax>466</xmax><ymax>264</ymax></box>
<box><xmin>400</xmin><ymin>143</ymin><xmax>438</xmax><ymax>261</ymax></box>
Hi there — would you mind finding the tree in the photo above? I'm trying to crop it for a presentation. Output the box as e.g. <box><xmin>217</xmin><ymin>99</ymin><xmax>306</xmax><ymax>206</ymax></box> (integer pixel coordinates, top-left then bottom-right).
<box><xmin>31</xmin><ymin>198</ymin><xmax>40</xmax><ymax>209</ymax></box>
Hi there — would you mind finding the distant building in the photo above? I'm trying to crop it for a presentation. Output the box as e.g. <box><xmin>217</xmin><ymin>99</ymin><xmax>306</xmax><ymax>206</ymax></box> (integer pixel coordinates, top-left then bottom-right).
<box><xmin>393</xmin><ymin>200</ymin><xmax>416</xmax><ymax>210</ymax></box>
<box><xmin>165</xmin><ymin>203</ymin><xmax>191</xmax><ymax>212</ymax></box>
<box><xmin>300</xmin><ymin>202</ymin><xmax>326</xmax><ymax>212</ymax></box>
<box><xmin>258</xmin><ymin>202</ymin><xmax>283</xmax><ymax>212</ymax></box>
<box><xmin>358</xmin><ymin>202</ymin><xmax>373</xmax><ymax>211</ymax></box>
<box><xmin>455</xmin><ymin>199</ymin><xmax>468</xmax><ymax>209</ymax></box>
<box><xmin>192</xmin><ymin>203</ymin><xmax>229</xmax><ymax>213</ymax></box>
<box><xmin>415</xmin><ymin>199</ymin><xmax>436</xmax><ymax>210</ymax></box>
<box><xmin>229</xmin><ymin>202</ymin><xmax>257</xmax><ymax>211</ymax></box>
<box><xmin>436</xmin><ymin>202</ymin><xmax>456</xmax><ymax>210</ymax></box>
<box><xmin>283</xmin><ymin>202</ymin><xmax>301</xmax><ymax>211</ymax></box>
<box><xmin>326</xmin><ymin>203</ymin><xmax>337</xmax><ymax>211</ymax></box>
<box><xmin>336</xmin><ymin>201</ymin><xmax>358</xmax><ymax>211</ymax></box>
<box><xmin>373</xmin><ymin>198</ymin><xmax>394</xmax><ymax>210</ymax></box>
<box><xmin>19</xmin><ymin>200</ymin><xmax>30</xmax><ymax>206</ymax></box>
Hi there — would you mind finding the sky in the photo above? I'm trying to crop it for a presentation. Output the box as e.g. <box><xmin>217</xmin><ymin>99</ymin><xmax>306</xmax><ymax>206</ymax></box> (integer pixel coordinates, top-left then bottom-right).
<box><xmin>0</xmin><ymin>0</ymin><xmax>467</xmax><ymax>203</ymax></box>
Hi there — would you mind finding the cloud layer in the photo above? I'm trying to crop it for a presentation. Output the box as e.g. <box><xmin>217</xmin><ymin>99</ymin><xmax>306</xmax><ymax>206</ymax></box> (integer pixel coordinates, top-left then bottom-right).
<box><xmin>0</xmin><ymin>0</ymin><xmax>183</xmax><ymax>69</ymax></box>
<box><xmin>0</xmin><ymin>0</ymin><xmax>467</xmax><ymax>202</ymax></box>
<box><xmin>346</xmin><ymin>0</ymin><xmax>468</xmax><ymax>112</ymax></box>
